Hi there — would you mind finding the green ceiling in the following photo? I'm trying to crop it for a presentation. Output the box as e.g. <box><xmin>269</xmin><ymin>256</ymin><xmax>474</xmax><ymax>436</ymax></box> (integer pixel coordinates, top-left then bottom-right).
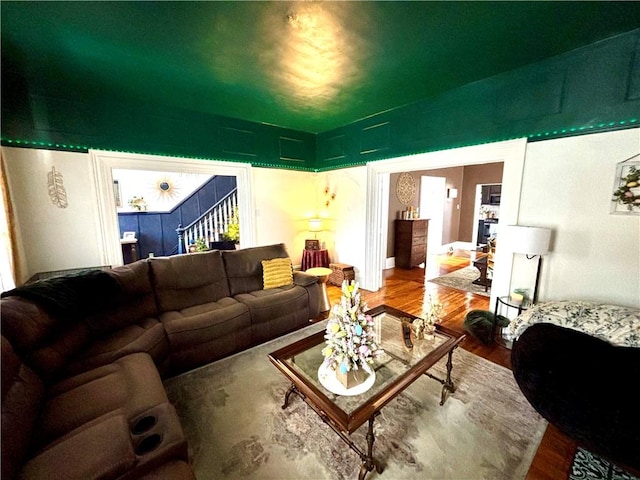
<box><xmin>2</xmin><ymin>1</ymin><xmax>640</xmax><ymax>134</ymax></box>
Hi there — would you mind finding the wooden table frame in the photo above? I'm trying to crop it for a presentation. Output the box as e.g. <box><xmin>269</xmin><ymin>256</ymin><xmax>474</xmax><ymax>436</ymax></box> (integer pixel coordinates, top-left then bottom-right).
<box><xmin>268</xmin><ymin>305</ymin><xmax>465</xmax><ymax>479</ymax></box>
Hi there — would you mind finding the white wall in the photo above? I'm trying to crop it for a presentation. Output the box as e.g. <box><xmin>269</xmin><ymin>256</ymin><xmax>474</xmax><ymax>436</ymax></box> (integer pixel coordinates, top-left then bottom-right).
<box><xmin>323</xmin><ymin>167</ymin><xmax>369</xmax><ymax>279</ymax></box>
<box><xmin>3</xmin><ymin>148</ymin><xmax>105</xmax><ymax>284</ymax></box>
<box><xmin>113</xmin><ymin>169</ymin><xmax>212</xmax><ymax>212</ymax></box>
<box><xmin>251</xmin><ymin>168</ymin><xmax>314</xmax><ymax>265</ymax></box>
<box><xmin>251</xmin><ymin>166</ymin><xmax>368</xmax><ymax>276</ymax></box>
<box><xmin>511</xmin><ymin>128</ymin><xmax>640</xmax><ymax>308</ymax></box>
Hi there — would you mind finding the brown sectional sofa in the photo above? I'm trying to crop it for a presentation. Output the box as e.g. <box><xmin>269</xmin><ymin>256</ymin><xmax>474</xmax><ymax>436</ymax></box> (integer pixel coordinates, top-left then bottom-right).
<box><xmin>1</xmin><ymin>243</ymin><xmax>320</xmax><ymax>480</ymax></box>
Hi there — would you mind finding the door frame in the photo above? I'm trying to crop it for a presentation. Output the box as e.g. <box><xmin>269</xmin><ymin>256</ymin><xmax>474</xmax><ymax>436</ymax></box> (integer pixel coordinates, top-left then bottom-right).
<box><xmin>420</xmin><ymin>175</ymin><xmax>447</xmax><ymax>255</ymax></box>
<box><xmin>90</xmin><ymin>150</ymin><xmax>255</xmax><ymax>266</ymax></box>
<box><xmin>364</xmin><ymin>138</ymin><xmax>528</xmax><ymax>308</ymax></box>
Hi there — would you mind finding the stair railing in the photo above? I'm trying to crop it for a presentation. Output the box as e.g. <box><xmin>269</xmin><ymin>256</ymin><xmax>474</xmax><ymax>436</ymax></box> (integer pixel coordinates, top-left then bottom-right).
<box><xmin>176</xmin><ymin>188</ymin><xmax>237</xmax><ymax>254</ymax></box>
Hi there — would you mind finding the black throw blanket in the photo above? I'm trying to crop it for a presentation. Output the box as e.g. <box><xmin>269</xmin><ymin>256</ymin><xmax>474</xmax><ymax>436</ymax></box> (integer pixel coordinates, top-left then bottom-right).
<box><xmin>1</xmin><ymin>270</ymin><xmax>121</xmax><ymax>319</ymax></box>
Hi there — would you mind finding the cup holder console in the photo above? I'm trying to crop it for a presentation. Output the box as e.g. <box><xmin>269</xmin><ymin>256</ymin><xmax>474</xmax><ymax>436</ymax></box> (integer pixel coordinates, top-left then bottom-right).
<box><xmin>134</xmin><ymin>433</ymin><xmax>163</xmax><ymax>455</ymax></box>
<box><xmin>128</xmin><ymin>403</ymin><xmax>187</xmax><ymax>464</ymax></box>
<box><xmin>131</xmin><ymin>415</ymin><xmax>157</xmax><ymax>435</ymax></box>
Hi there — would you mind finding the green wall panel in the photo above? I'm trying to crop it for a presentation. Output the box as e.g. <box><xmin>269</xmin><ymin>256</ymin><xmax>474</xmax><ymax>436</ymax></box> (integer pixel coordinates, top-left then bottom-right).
<box><xmin>315</xmin><ymin>30</ymin><xmax>640</xmax><ymax>171</ymax></box>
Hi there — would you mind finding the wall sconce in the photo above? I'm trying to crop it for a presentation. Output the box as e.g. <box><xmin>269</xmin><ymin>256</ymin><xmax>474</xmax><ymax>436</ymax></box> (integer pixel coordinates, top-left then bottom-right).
<box><xmin>447</xmin><ymin>188</ymin><xmax>458</xmax><ymax>199</ymax></box>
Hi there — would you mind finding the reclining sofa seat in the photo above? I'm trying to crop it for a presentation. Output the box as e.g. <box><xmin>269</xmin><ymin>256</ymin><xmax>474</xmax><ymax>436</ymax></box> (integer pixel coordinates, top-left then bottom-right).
<box><xmin>1</xmin><ymin>263</ymin><xmax>190</xmax><ymax>479</ymax></box>
<box><xmin>222</xmin><ymin>243</ymin><xmax>320</xmax><ymax>345</ymax></box>
<box><xmin>71</xmin><ymin>260</ymin><xmax>170</xmax><ymax>376</ymax></box>
<box><xmin>0</xmin><ymin>260</ymin><xmax>169</xmax><ymax>382</ymax></box>
<box><xmin>150</xmin><ymin>249</ymin><xmax>252</xmax><ymax>374</ymax></box>
<box><xmin>1</xmin><ymin>336</ymin><xmax>191</xmax><ymax>480</ymax></box>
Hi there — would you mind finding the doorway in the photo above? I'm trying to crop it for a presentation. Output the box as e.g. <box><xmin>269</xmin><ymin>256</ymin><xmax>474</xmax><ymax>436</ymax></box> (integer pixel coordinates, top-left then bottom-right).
<box><xmin>90</xmin><ymin>150</ymin><xmax>255</xmax><ymax>267</ymax></box>
<box><xmin>364</xmin><ymin>138</ymin><xmax>528</xmax><ymax>309</ymax></box>
<box><xmin>419</xmin><ymin>176</ymin><xmax>446</xmax><ymax>255</ymax></box>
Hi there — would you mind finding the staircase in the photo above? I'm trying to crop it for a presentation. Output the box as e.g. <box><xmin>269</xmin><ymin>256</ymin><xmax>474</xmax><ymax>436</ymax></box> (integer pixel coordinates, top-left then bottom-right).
<box><xmin>177</xmin><ymin>189</ymin><xmax>238</xmax><ymax>253</ymax></box>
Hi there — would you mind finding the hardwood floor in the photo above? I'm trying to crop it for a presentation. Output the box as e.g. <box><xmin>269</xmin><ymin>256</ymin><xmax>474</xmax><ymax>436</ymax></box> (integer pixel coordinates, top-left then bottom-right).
<box><xmin>323</xmin><ymin>250</ymin><xmax>576</xmax><ymax>480</ymax></box>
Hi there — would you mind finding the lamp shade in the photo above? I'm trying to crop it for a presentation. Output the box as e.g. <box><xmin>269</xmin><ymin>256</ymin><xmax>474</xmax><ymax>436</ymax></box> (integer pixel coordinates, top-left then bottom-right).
<box><xmin>308</xmin><ymin>218</ymin><xmax>323</xmax><ymax>232</ymax></box>
<box><xmin>506</xmin><ymin>226</ymin><xmax>551</xmax><ymax>255</ymax></box>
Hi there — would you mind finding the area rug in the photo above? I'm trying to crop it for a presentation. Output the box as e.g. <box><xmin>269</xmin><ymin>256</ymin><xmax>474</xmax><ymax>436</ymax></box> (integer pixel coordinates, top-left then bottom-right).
<box><xmin>428</xmin><ymin>266</ymin><xmax>491</xmax><ymax>297</ymax></box>
<box><xmin>163</xmin><ymin>321</ymin><xmax>546</xmax><ymax>479</ymax></box>
<box><xmin>570</xmin><ymin>448</ymin><xmax>639</xmax><ymax>480</ymax></box>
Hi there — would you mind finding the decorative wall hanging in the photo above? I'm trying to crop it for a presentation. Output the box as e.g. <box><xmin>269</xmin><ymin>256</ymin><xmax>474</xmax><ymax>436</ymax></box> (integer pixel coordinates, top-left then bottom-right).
<box><xmin>323</xmin><ymin>184</ymin><xmax>336</xmax><ymax>207</ymax></box>
<box><xmin>611</xmin><ymin>153</ymin><xmax>640</xmax><ymax>215</ymax></box>
<box><xmin>396</xmin><ymin>172</ymin><xmax>416</xmax><ymax>206</ymax></box>
<box><xmin>152</xmin><ymin>176</ymin><xmax>180</xmax><ymax>202</ymax></box>
<box><xmin>47</xmin><ymin>166</ymin><xmax>68</xmax><ymax>209</ymax></box>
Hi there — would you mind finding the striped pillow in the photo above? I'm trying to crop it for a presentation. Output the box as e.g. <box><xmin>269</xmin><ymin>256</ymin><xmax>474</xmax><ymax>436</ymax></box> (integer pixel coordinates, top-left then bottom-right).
<box><xmin>262</xmin><ymin>257</ymin><xmax>293</xmax><ymax>289</ymax></box>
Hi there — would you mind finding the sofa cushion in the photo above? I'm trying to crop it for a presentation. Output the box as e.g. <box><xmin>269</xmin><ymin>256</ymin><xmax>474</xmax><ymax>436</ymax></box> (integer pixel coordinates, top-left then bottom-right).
<box><xmin>85</xmin><ymin>260</ymin><xmax>159</xmax><ymax>332</ymax></box>
<box><xmin>21</xmin><ymin>414</ymin><xmax>137</xmax><ymax>480</ymax></box>
<box><xmin>23</xmin><ymin>402</ymin><xmax>188</xmax><ymax>480</ymax></box>
<box><xmin>159</xmin><ymin>298</ymin><xmax>251</xmax><ymax>373</ymax></box>
<box><xmin>65</xmin><ymin>318</ymin><xmax>170</xmax><ymax>377</ymax></box>
<box><xmin>235</xmin><ymin>285</ymin><xmax>313</xmax><ymax>344</ymax></box>
<box><xmin>149</xmin><ymin>250</ymin><xmax>231</xmax><ymax>312</ymax></box>
<box><xmin>508</xmin><ymin>301</ymin><xmax>640</xmax><ymax>347</ymax></box>
<box><xmin>223</xmin><ymin>243</ymin><xmax>290</xmax><ymax>296</ymax></box>
<box><xmin>33</xmin><ymin>352</ymin><xmax>168</xmax><ymax>450</ymax></box>
<box><xmin>262</xmin><ymin>257</ymin><xmax>293</xmax><ymax>289</ymax></box>
<box><xmin>0</xmin><ymin>296</ymin><xmax>92</xmax><ymax>382</ymax></box>
<box><xmin>1</xmin><ymin>336</ymin><xmax>45</xmax><ymax>480</ymax></box>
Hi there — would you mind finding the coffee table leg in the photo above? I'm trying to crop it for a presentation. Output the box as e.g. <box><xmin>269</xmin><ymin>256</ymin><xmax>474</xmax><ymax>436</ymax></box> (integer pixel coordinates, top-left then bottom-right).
<box><xmin>440</xmin><ymin>349</ymin><xmax>457</xmax><ymax>406</ymax></box>
<box><xmin>282</xmin><ymin>384</ymin><xmax>298</xmax><ymax>410</ymax></box>
<box><xmin>358</xmin><ymin>414</ymin><xmax>383</xmax><ymax>480</ymax></box>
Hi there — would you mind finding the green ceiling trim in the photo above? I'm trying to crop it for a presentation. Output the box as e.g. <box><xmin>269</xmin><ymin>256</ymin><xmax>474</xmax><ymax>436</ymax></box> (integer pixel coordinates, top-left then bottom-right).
<box><xmin>526</xmin><ymin>119</ymin><xmax>639</xmax><ymax>140</ymax></box>
<box><xmin>0</xmin><ymin>136</ymin><xmax>322</xmax><ymax>172</ymax></box>
<box><xmin>3</xmin><ymin>116</ymin><xmax>638</xmax><ymax>173</ymax></box>
<box><xmin>309</xmin><ymin>118</ymin><xmax>639</xmax><ymax>173</ymax></box>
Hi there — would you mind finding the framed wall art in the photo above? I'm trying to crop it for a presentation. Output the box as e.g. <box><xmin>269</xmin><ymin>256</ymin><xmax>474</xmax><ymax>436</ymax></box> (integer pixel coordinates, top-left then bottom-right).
<box><xmin>396</xmin><ymin>172</ymin><xmax>416</xmax><ymax>206</ymax></box>
<box><xmin>610</xmin><ymin>154</ymin><xmax>640</xmax><ymax>215</ymax></box>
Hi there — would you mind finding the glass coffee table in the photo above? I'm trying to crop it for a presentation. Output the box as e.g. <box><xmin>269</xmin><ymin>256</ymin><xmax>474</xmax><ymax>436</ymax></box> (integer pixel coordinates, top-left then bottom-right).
<box><xmin>268</xmin><ymin>304</ymin><xmax>465</xmax><ymax>479</ymax></box>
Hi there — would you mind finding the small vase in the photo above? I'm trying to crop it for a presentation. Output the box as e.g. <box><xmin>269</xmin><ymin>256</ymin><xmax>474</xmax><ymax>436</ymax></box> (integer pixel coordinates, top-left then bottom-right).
<box><xmin>336</xmin><ymin>368</ymin><xmax>367</xmax><ymax>389</ymax></box>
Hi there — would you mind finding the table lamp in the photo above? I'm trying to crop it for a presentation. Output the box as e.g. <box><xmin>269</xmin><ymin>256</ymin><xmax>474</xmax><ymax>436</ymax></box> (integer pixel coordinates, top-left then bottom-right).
<box><xmin>305</xmin><ymin>218</ymin><xmax>323</xmax><ymax>250</ymax></box>
<box><xmin>506</xmin><ymin>225</ymin><xmax>552</xmax><ymax>303</ymax></box>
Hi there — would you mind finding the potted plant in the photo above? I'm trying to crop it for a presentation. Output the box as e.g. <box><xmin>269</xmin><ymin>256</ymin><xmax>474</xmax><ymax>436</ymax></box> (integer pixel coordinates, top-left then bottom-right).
<box><xmin>223</xmin><ymin>207</ymin><xmax>240</xmax><ymax>245</ymax></box>
<box><xmin>194</xmin><ymin>237</ymin><xmax>209</xmax><ymax>252</ymax></box>
<box><xmin>128</xmin><ymin>196</ymin><xmax>148</xmax><ymax>211</ymax></box>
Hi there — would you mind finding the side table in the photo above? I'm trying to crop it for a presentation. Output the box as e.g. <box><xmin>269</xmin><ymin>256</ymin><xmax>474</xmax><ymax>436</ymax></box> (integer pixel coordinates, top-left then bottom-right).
<box><xmin>328</xmin><ymin>263</ymin><xmax>355</xmax><ymax>287</ymax></box>
<box><xmin>471</xmin><ymin>256</ymin><xmax>491</xmax><ymax>291</ymax></box>
<box><xmin>305</xmin><ymin>267</ymin><xmax>332</xmax><ymax>312</ymax></box>
<box><xmin>120</xmin><ymin>238</ymin><xmax>138</xmax><ymax>264</ymax></box>
<box><xmin>494</xmin><ymin>296</ymin><xmax>530</xmax><ymax>348</ymax></box>
<box><xmin>301</xmin><ymin>249</ymin><xmax>329</xmax><ymax>271</ymax></box>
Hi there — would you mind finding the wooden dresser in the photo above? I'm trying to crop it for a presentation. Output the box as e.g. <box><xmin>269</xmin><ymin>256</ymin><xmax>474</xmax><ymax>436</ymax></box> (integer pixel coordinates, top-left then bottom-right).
<box><xmin>394</xmin><ymin>219</ymin><xmax>429</xmax><ymax>269</ymax></box>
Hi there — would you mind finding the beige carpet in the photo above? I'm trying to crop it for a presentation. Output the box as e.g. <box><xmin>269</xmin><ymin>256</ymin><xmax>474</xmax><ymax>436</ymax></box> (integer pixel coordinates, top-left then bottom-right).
<box><xmin>164</xmin><ymin>321</ymin><xmax>546</xmax><ymax>479</ymax></box>
<box><xmin>428</xmin><ymin>266</ymin><xmax>491</xmax><ymax>297</ymax></box>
